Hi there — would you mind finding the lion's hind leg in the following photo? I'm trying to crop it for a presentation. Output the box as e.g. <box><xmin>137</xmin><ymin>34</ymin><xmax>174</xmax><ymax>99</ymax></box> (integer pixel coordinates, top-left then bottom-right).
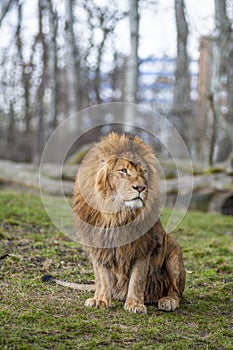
<box><xmin>158</xmin><ymin>236</ymin><xmax>186</xmax><ymax>312</ymax></box>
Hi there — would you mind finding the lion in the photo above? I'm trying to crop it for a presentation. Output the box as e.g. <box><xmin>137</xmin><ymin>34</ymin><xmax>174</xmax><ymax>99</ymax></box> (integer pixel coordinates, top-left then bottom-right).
<box><xmin>43</xmin><ymin>133</ymin><xmax>186</xmax><ymax>314</ymax></box>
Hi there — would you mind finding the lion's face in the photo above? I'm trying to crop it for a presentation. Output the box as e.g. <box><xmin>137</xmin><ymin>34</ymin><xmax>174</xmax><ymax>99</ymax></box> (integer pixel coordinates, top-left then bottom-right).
<box><xmin>95</xmin><ymin>157</ymin><xmax>148</xmax><ymax>210</ymax></box>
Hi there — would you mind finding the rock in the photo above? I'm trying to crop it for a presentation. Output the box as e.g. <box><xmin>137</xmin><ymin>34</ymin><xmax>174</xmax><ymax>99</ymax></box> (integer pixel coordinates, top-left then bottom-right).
<box><xmin>208</xmin><ymin>191</ymin><xmax>233</xmax><ymax>215</ymax></box>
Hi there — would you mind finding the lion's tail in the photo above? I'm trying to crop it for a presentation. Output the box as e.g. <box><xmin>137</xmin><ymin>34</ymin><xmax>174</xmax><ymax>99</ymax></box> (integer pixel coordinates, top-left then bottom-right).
<box><xmin>41</xmin><ymin>274</ymin><xmax>95</xmax><ymax>292</ymax></box>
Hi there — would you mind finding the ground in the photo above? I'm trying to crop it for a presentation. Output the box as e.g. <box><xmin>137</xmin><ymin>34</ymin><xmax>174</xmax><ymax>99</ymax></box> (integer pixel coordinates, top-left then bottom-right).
<box><xmin>0</xmin><ymin>190</ymin><xmax>232</xmax><ymax>350</ymax></box>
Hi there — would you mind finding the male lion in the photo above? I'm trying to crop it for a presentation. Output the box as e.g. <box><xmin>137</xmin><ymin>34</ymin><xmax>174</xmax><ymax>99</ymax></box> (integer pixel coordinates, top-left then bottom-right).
<box><xmin>70</xmin><ymin>133</ymin><xmax>186</xmax><ymax>314</ymax></box>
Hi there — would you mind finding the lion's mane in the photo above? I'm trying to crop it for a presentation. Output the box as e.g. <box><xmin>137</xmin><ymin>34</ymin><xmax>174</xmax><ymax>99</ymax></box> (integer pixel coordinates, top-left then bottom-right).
<box><xmin>72</xmin><ymin>133</ymin><xmax>160</xmax><ymax>248</ymax></box>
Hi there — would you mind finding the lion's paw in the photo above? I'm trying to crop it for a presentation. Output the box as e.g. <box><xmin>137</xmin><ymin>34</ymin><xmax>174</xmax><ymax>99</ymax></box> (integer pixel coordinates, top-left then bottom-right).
<box><xmin>124</xmin><ymin>300</ymin><xmax>147</xmax><ymax>314</ymax></box>
<box><xmin>158</xmin><ymin>296</ymin><xmax>179</xmax><ymax>312</ymax></box>
<box><xmin>84</xmin><ymin>298</ymin><xmax>109</xmax><ymax>309</ymax></box>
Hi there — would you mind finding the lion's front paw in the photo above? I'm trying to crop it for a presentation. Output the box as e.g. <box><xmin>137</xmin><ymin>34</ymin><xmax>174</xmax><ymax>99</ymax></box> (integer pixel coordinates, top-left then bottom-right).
<box><xmin>85</xmin><ymin>297</ymin><xmax>110</xmax><ymax>309</ymax></box>
<box><xmin>158</xmin><ymin>296</ymin><xmax>179</xmax><ymax>312</ymax></box>
<box><xmin>124</xmin><ymin>299</ymin><xmax>147</xmax><ymax>314</ymax></box>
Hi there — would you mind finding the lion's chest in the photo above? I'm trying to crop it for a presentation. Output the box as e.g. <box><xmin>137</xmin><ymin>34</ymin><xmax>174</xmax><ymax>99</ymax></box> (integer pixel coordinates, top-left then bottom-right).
<box><xmin>112</xmin><ymin>247</ymin><xmax>134</xmax><ymax>275</ymax></box>
<box><xmin>87</xmin><ymin>230</ymin><xmax>159</xmax><ymax>277</ymax></box>
<box><xmin>89</xmin><ymin>245</ymin><xmax>145</xmax><ymax>276</ymax></box>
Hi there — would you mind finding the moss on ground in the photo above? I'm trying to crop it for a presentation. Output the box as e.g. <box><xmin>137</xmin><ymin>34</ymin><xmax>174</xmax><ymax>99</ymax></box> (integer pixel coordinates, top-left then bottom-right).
<box><xmin>0</xmin><ymin>191</ymin><xmax>232</xmax><ymax>349</ymax></box>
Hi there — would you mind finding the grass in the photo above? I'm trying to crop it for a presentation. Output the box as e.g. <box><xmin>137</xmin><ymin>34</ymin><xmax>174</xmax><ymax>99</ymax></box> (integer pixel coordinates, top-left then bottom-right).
<box><xmin>0</xmin><ymin>190</ymin><xmax>232</xmax><ymax>350</ymax></box>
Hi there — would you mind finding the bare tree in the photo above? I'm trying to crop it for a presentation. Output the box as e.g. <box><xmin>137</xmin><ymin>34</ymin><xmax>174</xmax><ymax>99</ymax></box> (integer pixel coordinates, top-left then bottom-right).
<box><xmin>16</xmin><ymin>0</ymin><xmax>33</xmax><ymax>161</ymax></box>
<box><xmin>195</xmin><ymin>37</ymin><xmax>214</xmax><ymax>165</ymax></box>
<box><xmin>173</xmin><ymin>0</ymin><xmax>190</xmax><ymax>110</ymax></box>
<box><xmin>195</xmin><ymin>0</ymin><xmax>232</xmax><ymax>166</ymax></box>
<box><xmin>214</xmin><ymin>0</ymin><xmax>233</xmax><ymax>159</ymax></box>
<box><xmin>0</xmin><ymin>0</ymin><xmax>15</xmax><ymax>27</ymax></box>
<box><xmin>65</xmin><ymin>0</ymin><xmax>80</xmax><ymax>116</ymax></box>
<box><xmin>35</xmin><ymin>0</ymin><xmax>49</xmax><ymax>162</ymax></box>
<box><xmin>172</xmin><ymin>0</ymin><xmax>191</xmax><ymax>148</ymax></box>
<box><xmin>0</xmin><ymin>0</ymin><xmax>128</xmax><ymax>161</ymax></box>
<box><xmin>82</xmin><ymin>1</ymin><xmax>126</xmax><ymax>105</ymax></box>
<box><xmin>124</xmin><ymin>0</ymin><xmax>139</xmax><ymax>125</ymax></box>
<box><xmin>47</xmin><ymin>0</ymin><xmax>59</xmax><ymax>131</ymax></box>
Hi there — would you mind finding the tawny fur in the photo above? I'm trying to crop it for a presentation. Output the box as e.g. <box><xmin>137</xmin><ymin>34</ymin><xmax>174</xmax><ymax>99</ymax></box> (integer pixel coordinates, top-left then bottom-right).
<box><xmin>72</xmin><ymin>133</ymin><xmax>186</xmax><ymax>314</ymax></box>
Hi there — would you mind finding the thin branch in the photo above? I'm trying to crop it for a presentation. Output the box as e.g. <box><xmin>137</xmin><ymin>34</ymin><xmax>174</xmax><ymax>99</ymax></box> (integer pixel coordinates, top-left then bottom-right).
<box><xmin>0</xmin><ymin>0</ymin><xmax>15</xmax><ymax>27</ymax></box>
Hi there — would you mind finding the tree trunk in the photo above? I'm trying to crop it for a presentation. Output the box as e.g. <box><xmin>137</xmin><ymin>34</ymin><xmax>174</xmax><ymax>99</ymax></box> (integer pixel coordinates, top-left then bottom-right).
<box><xmin>196</xmin><ymin>1</ymin><xmax>232</xmax><ymax>166</ymax></box>
<box><xmin>16</xmin><ymin>0</ymin><xmax>32</xmax><ymax>162</ymax></box>
<box><xmin>173</xmin><ymin>0</ymin><xmax>190</xmax><ymax>110</ymax></box>
<box><xmin>47</xmin><ymin>0</ymin><xmax>59</xmax><ymax>132</ymax></box>
<box><xmin>173</xmin><ymin>0</ymin><xmax>191</xmax><ymax>147</ymax></box>
<box><xmin>196</xmin><ymin>37</ymin><xmax>215</xmax><ymax>166</ymax></box>
<box><xmin>65</xmin><ymin>0</ymin><xmax>80</xmax><ymax>116</ymax></box>
<box><xmin>35</xmin><ymin>0</ymin><xmax>48</xmax><ymax>163</ymax></box>
<box><xmin>7</xmin><ymin>102</ymin><xmax>15</xmax><ymax>159</ymax></box>
<box><xmin>124</xmin><ymin>0</ymin><xmax>139</xmax><ymax>126</ymax></box>
<box><xmin>211</xmin><ymin>0</ymin><xmax>232</xmax><ymax>162</ymax></box>
<box><xmin>215</xmin><ymin>0</ymin><xmax>233</xmax><ymax>157</ymax></box>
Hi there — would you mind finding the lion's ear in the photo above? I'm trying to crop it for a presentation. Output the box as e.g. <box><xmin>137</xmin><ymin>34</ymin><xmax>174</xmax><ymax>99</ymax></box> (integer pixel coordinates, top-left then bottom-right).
<box><xmin>95</xmin><ymin>159</ymin><xmax>115</xmax><ymax>196</ymax></box>
<box><xmin>95</xmin><ymin>165</ymin><xmax>109</xmax><ymax>195</ymax></box>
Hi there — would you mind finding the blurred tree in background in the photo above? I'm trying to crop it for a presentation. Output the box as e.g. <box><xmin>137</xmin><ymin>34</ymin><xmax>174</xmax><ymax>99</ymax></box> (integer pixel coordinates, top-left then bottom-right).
<box><xmin>0</xmin><ymin>0</ymin><xmax>232</xmax><ymax>165</ymax></box>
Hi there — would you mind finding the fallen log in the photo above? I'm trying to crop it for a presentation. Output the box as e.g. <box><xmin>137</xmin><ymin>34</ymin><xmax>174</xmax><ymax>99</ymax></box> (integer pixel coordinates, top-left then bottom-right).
<box><xmin>0</xmin><ymin>160</ymin><xmax>73</xmax><ymax>195</ymax></box>
<box><xmin>0</xmin><ymin>160</ymin><xmax>232</xmax><ymax>216</ymax></box>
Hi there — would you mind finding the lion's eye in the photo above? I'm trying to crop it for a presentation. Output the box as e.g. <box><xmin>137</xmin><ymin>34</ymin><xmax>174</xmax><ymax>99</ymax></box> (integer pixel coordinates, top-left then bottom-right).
<box><xmin>143</xmin><ymin>169</ymin><xmax>148</xmax><ymax>175</ymax></box>
<box><xmin>119</xmin><ymin>168</ymin><xmax>127</xmax><ymax>174</ymax></box>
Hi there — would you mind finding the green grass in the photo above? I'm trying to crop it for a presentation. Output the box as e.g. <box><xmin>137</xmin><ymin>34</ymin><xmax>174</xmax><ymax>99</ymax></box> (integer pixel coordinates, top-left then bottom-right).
<box><xmin>0</xmin><ymin>190</ymin><xmax>232</xmax><ymax>350</ymax></box>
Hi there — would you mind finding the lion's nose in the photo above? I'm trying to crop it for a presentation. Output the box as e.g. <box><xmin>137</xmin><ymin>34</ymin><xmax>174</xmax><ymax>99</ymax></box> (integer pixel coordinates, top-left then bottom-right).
<box><xmin>132</xmin><ymin>185</ymin><xmax>146</xmax><ymax>193</ymax></box>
